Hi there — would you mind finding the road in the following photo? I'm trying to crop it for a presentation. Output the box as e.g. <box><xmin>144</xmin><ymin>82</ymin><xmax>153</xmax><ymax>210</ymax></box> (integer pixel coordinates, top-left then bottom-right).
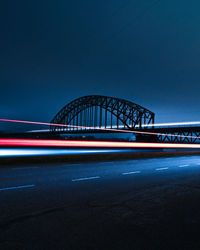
<box><xmin>1</xmin><ymin>155</ymin><xmax>200</xmax><ymax>249</ymax></box>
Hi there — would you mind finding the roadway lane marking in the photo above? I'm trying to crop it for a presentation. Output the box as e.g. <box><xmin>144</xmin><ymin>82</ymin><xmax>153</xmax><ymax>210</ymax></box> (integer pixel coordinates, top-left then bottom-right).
<box><xmin>12</xmin><ymin>167</ymin><xmax>40</xmax><ymax>170</ymax></box>
<box><xmin>178</xmin><ymin>164</ymin><xmax>189</xmax><ymax>168</ymax></box>
<box><xmin>0</xmin><ymin>184</ymin><xmax>35</xmax><ymax>191</ymax></box>
<box><xmin>155</xmin><ymin>167</ymin><xmax>168</xmax><ymax>171</ymax></box>
<box><xmin>122</xmin><ymin>171</ymin><xmax>141</xmax><ymax>175</ymax></box>
<box><xmin>72</xmin><ymin>176</ymin><xmax>100</xmax><ymax>182</ymax></box>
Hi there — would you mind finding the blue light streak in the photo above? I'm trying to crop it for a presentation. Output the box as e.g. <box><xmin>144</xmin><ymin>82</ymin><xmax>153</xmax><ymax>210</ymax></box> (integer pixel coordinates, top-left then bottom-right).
<box><xmin>72</xmin><ymin>176</ymin><xmax>100</xmax><ymax>182</ymax></box>
<box><xmin>0</xmin><ymin>148</ymin><xmax>132</xmax><ymax>157</ymax></box>
<box><xmin>0</xmin><ymin>184</ymin><xmax>35</xmax><ymax>191</ymax></box>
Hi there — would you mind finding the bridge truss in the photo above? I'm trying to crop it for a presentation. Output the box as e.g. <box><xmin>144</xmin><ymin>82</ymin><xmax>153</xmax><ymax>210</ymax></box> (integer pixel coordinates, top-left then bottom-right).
<box><xmin>50</xmin><ymin>95</ymin><xmax>155</xmax><ymax>132</ymax></box>
<box><xmin>138</xmin><ymin>127</ymin><xmax>200</xmax><ymax>144</ymax></box>
<box><xmin>156</xmin><ymin>127</ymin><xmax>200</xmax><ymax>144</ymax></box>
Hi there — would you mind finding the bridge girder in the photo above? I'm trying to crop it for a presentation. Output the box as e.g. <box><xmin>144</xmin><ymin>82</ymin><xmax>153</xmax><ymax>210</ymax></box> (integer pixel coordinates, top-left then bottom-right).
<box><xmin>138</xmin><ymin>126</ymin><xmax>200</xmax><ymax>144</ymax></box>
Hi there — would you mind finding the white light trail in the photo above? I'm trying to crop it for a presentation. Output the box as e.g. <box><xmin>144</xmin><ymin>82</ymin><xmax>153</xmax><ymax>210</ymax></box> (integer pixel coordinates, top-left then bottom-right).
<box><xmin>1</xmin><ymin>118</ymin><xmax>200</xmax><ymax>141</ymax></box>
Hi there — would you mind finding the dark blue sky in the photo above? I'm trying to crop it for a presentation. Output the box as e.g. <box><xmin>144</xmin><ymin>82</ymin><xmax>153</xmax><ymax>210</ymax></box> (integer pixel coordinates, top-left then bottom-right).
<box><xmin>1</xmin><ymin>0</ymin><xmax>200</xmax><ymax>131</ymax></box>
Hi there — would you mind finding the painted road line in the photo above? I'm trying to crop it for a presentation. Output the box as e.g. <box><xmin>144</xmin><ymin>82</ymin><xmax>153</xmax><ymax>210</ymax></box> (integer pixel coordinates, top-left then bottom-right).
<box><xmin>12</xmin><ymin>167</ymin><xmax>40</xmax><ymax>170</ymax></box>
<box><xmin>72</xmin><ymin>176</ymin><xmax>100</xmax><ymax>182</ymax></box>
<box><xmin>178</xmin><ymin>164</ymin><xmax>189</xmax><ymax>168</ymax></box>
<box><xmin>0</xmin><ymin>184</ymin><xmax>35</xmax><ymax>191</ymax></box>
<box><xmin>155</xmin><ymin>167</ymin><xmax>169</xmax><ymax>171</ymax></box>
<box><xmin>122</xmin><ymin>171</ymin><xmax>141</xmax><ymax>175</ymax></box>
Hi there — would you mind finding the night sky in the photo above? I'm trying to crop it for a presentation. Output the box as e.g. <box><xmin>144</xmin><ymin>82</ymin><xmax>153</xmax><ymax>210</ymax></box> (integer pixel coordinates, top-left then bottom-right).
<box><xmin>1</xmin><ymin>0</ymin><xmax>200</xmax><ymax>131</ymax></box>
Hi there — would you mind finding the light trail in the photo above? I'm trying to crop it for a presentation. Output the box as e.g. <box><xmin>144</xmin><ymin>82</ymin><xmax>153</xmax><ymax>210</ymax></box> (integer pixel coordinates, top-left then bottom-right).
<box><xmin>1</xmin><ymin>138</ymin><xmax>200</xmax><ymax>149</ymax></box>
<box><xmin>72</xmin><ymin>176</ymin><xmax>100</xmax><ymax>182</ymax></box>
<box><xmin>178</xmin><ymin>164</ymin><xmax>189</xmax><ymax>168</ymax></box>
<box><xmin>137</xmin><ymin>121</ymin><xmax>200</xmax><ymax>128</ymax></box>
<box><xmin>0</xmin><ymin>148</ymin><xmax>127</xmax><ymax>157</ymax></box>
<box><xmin>122</xmin><ymin>171</ymin><xmax>141</xmax><ymax>175</ymax></box>
<box><xmin>0</xmin><ymin>118</ymin><xmax>73</xmax><ymax>128</ymax></box>
<box><xmin>155</xmin><ymin>167</ymin><xmax>169</xmax><ymax>171</ymax></box>
<box><xmin>29</xmin><ymin>121</ymin><xmax>200</xmax><ymax>131</ymax></box>
<box><xmin>1</xmin><ymin>118</ymin><xmax>200</xmax><ymax>141</ymax></box>
<box><xmin>0</xmin><ymin>184</ymin><xmax>35</xmax><ymax>191</ymax></box>
<box><xmin>26</xmin><ymin>119</ymin><xmax>200</xmax><ymax>132</ymax></box>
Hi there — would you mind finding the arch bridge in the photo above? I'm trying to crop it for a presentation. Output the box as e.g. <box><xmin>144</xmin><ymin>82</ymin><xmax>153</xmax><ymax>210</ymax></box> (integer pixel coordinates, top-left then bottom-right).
<box><xmin>50</xmin><ymin>95</ymin><xmax>155</xmax><ymax>132</ymax></box>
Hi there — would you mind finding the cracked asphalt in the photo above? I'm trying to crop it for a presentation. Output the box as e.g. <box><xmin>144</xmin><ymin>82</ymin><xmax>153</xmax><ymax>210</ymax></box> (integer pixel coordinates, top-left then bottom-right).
<box><xmin>1</xmin><ymin>155</ymin><xmax>200</xmax><ymax>249</ymax></box>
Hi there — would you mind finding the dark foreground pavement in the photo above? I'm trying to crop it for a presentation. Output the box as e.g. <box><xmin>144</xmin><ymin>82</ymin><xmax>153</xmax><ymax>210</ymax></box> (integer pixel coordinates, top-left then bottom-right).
<box><xmin>1</xmin><ymin>156</ymin><xmax>200</xmax><ymax>249</ymax></box>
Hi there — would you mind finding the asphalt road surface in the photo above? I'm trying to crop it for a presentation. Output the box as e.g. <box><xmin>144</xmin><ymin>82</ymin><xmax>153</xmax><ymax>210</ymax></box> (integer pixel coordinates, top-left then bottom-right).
<box><xmin>1</xmin><ymin>155</ymin><xmax>200</xmax><ymax>249</ymax></box>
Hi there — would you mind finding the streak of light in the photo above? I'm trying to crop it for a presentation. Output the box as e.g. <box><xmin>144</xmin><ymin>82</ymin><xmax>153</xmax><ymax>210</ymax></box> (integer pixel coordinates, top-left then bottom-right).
<box><xmin>0</xmin><ymin>148</ymin><xmax>127</xmax><ymax>157</ymax></box>
<box><xmin>4</xmin><ymin>118</ymin><xmax>200</xmax><ymax>129</ymax></box>
<box><xmin>155</xmin><ymin>167</ymin><xmax>168</xmax><ymax>171</ymax></box>
<box><xmin>1</xmin><ymin>139</ymin><xmax>200</xmax><ymax>149</ymax></box>
<box><xmin>28</xmin><ymin>119</ymin><xmax>200</xmax><ymax>132</ymax></box>
<box><xmin>1</xmin><ymin>118</ymin><xmax>200</xmax><ymax>141</ymax></box>
<box><xmin>72</xmin><ymin>176</ymin><xmax>100</xmax><ymax>182</ymax></box>
<box><xmin>178</xmin><ymin>165</ymin><xmax>189</xmax><ymax>168</ymax></box>
<box><xmin>28</xmin><ymin>120</ymin><xmax>200</xmax><ymax>131</ymax></box>
<box><xmin>28</xmin><ymin>129</ymin><xmax>50</xmax><ymax>132</ymax></box>
<box><xmin>0</xmin><ymin>184</ymin><xmax>35</xmax><ymax>191</ymax></box>
<box><xmin>0</xmin><ymin>118</ymin><xmax>66</xmax><ymax>128</ymax></box>
<box><xmin>122</xmin><ymin>171</ymin><xmax>141</xmax><ymax>175</ymax></box>
<box><xmin>137</xmin><ymin>121</ymin><xmax>200</xmax><ymax>128</ymax></box>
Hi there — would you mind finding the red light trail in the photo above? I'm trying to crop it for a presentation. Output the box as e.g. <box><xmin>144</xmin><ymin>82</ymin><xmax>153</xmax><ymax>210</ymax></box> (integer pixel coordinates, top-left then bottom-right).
<box><xmin>1</xmin><ymin>138</ymin><xmax>200</xmax><ymax>149</ymax></box>
<box><xmin>0</xmin><ymin>118</ymin><xmax>72</xmax><ymax>128</ymax></box>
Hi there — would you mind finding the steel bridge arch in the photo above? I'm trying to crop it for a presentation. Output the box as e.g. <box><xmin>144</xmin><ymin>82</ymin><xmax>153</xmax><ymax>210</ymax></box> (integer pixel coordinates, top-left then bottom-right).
<box><xmin>50</xmin><ymin>95</ymin><xmax>155</xmax><ymax>132</ymax></box>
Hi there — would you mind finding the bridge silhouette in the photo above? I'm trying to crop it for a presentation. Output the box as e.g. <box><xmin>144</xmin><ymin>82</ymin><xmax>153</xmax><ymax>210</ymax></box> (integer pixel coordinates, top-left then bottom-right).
<box><xmin>51</xmin><ymin>95</ymin><xmax>200</xmax><ymax>144</ymax></box>
<box><xmin>51</xmin><ymin>95</ymin><xmax>155</xmax><ymax>131</ymax></box>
